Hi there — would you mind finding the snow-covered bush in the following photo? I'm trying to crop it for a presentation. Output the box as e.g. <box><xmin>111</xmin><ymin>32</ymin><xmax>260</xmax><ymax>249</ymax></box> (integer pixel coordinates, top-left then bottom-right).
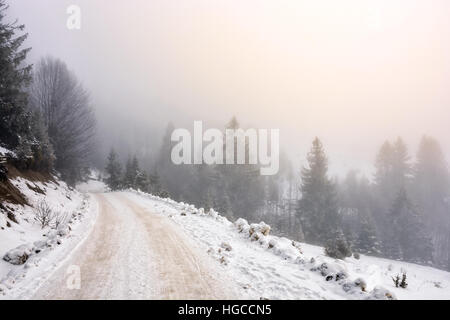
<box><xmin>220</xmin><ymin>242</ymin><xmax>232</xmax><ymax>252</ymax></box>
<box><xmin>324</xmin><ymin>233</ymin><xmax>352</xmax><ymax>260</ymax></box>
<box><xmin>249</xmin><ymin>222</ymin><xmax>271</xmax><ymax>237</ymax></box>
<box><xmin>235</xmin><ymin>218</ymin><xmax>250</xmax><ymax>234</ymax></box>
<box><xmin>367</xmin><ymin>286</ymin><xmax>396</xmax><ymax>300</ymax></box>
<box><xmin>2</xmin><ymin>244</ymin><xmax>34</xmax><ymax>265</ymax></box>
<box><xmin>207</xmin><ymin>208</ymin><xmax>218</xmax><ymax>219</ymax></box>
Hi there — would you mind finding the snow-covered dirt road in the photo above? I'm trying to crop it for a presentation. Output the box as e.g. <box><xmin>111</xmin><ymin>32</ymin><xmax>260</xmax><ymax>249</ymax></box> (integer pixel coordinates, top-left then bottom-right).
<box><xmin>32</xmin><ymin>193</ymin><xmax>237</xmax><ymax>300</ymax></box>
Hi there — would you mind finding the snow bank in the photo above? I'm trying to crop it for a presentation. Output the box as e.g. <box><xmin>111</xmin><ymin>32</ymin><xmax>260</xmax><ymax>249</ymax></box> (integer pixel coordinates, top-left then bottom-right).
<box><xmin>0</xmin><ymin>175</ymin><xmax>97</xmax><ymax>299</ymax></box>
<box><xmin>125</xmin><ymin>189</ymin><xmax>450</xmax><ymax>300</ymax></box>
<box><xmin>0</xmin><ymin>146</ymin><xmax>16</xmax><ymax>158</ymax></box>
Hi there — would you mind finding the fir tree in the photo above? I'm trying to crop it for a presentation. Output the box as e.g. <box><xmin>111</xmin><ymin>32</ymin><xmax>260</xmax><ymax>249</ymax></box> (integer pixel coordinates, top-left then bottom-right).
<box><xmin>356</xmin><ymin>211</ymin><xmax>381</xmax><ymax>255</ymax></box>
<box><xmin>29</xmin><ymin>110</ymin><xmax>54</xmax><ymax>171</ymax></box>
<box><xmin>412</xmin><ymin>136</ymin><xmax>450</xmax><ymax>267</ymax></box>
<box><xmin>105</xmin><ymin>149</ymin><xmax>122</xmax><ymax>191</ymax></box>
<box><xmin>149</xmin><ymin>169</ymin><xmax>161</xmax><ymax>195</ymax></box>
<box><xmin>324</xmin><ymin>229</ymin><xmax>352</xmax><ymax>260</ymax></box>
<box><xmin>135</xmin><ymin>170</ymin><xmax>149</xmax><ymax>192</ymax></box>
<box><xmin>298</xmin><ymin>137</ymin><xmax>344</xmax><ymax>245</ymax></box>
<box><xmin>123</xmin><ymin>157</ymin><xmax>135</xmax><ymax>189</ymax></box>
<box><xmin>0</xmin><ymin>0</ymin><xmax>33</xmax><ymax>150</ymax></box>
<box><xmin>388</xmin><ymin>188</ymin><xmax>433</xmax><ymax>263</ymax></box>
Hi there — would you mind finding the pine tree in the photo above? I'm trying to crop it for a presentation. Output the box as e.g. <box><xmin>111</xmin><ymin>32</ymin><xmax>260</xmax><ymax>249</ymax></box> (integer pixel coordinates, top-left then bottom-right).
<box><xmin>374</xmin><ymin>138</ymin><xmax>411</xmax><ymax>200</ymax></box>
<box><xmin>387</xmin><ymin>188</ymin><xmax>433</xmax><ymax>263</ymax></box>
<box><xmin>356</xmin><ymin>211</ymin><xmax>381</xmax><ymax>255</ymax></box>
<box><xmin>374</xmin><ymin>138</ymin><xmax>417</xmax><ymax>260</ymax></box>
<box><xmin>392</xmin><ymin>137</ymin><xmax>412</xmax><ymax>190</ymax></box>
<box><xmin>123</xmin><ymin>157</ymin><xmax>135</xmax><ymax>189</ymax></box>
<box><xmin>0</xmin><ymin>0</ymin><xmax>33</xmax><ymax>150</ymax></box>
<box><xmin>298</xmin><ymin>137</ymin><xmax>344</xmax><ymax>245</ymax></box>
<box><xmin>156</xmin><ymin>122</ymin><xmax>195</xmax><ymax>201</ymax></box>
<box><xmin>105</xmin><ymin>149</ymin><xmax>122</xmax><ymax>191</ymax></box>
<box><xmin>374</xmin><ymin>141</ymin><xmax>394</xmax><ymax>197</ymax></box>
<box><xmin>325</xmin><ymin>229</ymin><xmax>352</xmax><ymax>259</ymax></box>
<box><xmin>412</xmin><ymin>136</ymin><xmax>450</xmax><ymax>267</ymax></box>
<box><xmin>29</xmin><ymin>110</ymin><xmax>54</xmax><ymax>171</ymax></box>
<box><xmin>149</xmin><ymin>168</ymin><xmax>161</xmax><ymax>195</ymax></box>
<box><xmin>135</xmin><ymin>170</ymin><xmax>149</xmax><ymax>192</ymax></box>
<box><xmin>207</xmin><ymin>116</ymin><xmax>265</xmax><ymax>220</ymax></box>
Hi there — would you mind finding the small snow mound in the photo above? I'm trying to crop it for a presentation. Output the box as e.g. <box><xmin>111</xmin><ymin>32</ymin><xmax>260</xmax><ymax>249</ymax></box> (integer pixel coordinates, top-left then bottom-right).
<box><xmin>367</xmin><ymin>286</ymin><xmax>396</xmax><ymax>300</ymax></box>
<box><xmin>249</xmin><ymin>222</ymin><xmax>271</xmax><ymax>237</ymax></box>
<box><xmin>235</xmin><ymin>218</ymin><xmax>250</xmax><ymax>234</ymax></box>
<box><xmin>220</xmin><ymin>242</ymin><xmax>233</xmax><ymax>252</ymax></box>
<box><xmin>2</xmin><ymin>244</ymin><xmax>34</xmax><ymax>265</ymax></box>
<box><xmin>207</xmin><ymin>208</ymin><xmax>218</xmax><ymax>219</ymax></box>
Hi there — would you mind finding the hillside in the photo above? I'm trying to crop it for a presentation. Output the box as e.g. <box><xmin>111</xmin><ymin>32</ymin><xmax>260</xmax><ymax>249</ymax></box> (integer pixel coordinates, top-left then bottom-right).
<box><xmin>1</xmin><ymin>165</ymin><xmax>449</xmax><ymax>299</ymax></box>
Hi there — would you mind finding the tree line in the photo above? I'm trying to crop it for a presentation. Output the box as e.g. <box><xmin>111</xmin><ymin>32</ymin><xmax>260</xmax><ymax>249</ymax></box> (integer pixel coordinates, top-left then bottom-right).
<box><xmin>105</xmin><ymin>117</ymin><xmax>450</xmax><ymax>270</ymax></box>
<box><xmin>0</xmin><ymin>0</ymin><xmax>95</xmax><ymax>184</ymax></box>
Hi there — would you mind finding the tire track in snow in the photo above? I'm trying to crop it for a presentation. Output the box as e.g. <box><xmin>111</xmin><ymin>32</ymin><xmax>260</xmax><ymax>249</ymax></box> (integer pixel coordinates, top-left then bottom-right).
<box><xmin>32</xmin><ymin>193</ymin><xmax>236</xmax><ymax>299</ymax></box>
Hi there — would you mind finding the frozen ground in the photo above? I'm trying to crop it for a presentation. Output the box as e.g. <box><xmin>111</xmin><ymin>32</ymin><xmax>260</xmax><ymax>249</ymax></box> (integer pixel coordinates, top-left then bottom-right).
<box><xmin>125</xmin><ymin>190</ymin><xmax>450</xmax><ymax>300</ymax></box>
<box><xmin>1</xmin><ymin>177</ymin><xmax>449</xmax><ymax>299</ymax></box>
<box><xmin>0</xmin><ymin>176</ymin><xmax>97</xmax><ymax>299</ymax></box>
<box><xmin>32</xmin><ymin>193</ymin><xmax>238</xmax><ymax>299</ymax></box>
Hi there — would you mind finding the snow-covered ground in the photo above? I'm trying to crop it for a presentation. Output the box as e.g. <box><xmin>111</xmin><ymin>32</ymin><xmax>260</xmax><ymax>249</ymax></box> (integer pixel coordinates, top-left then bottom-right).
<box><xmin>2</xmin><ymin>173</ymin><xmax>449</xmax><ymax>300</ymax></box>
<box><xmin>125</xmin><ymin>190</ymin><xmax>450</xmax><ymax>300</ymax></box>
<box><xmin>0</xmin><ymin>176</ymin><xmax>98</xmax><ymax>299</ymax></box>
<box><xmin>76</xmin><ymin>179</ymin><xmax>107</xmax><ymax>193</ymax></box>
<box><xmin>0</xmin><ymin>146</ymin><xmax>16</xmax><ymax>158</ymax></box>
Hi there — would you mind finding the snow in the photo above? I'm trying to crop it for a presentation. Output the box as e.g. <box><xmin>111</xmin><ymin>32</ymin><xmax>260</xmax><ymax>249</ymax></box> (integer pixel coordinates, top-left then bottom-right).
<box><xmin>0</xmin><ymin>176</ymin><xmax>97</xmax><ymax>299</ymax></box>
<box><xmin>76</xmin><ymin>179</ymin><xmax>107</xmax><ymax>193</ymax></box>
<box><xmin>32</xmin><ymin>193</ymin><xmax>238</xmax><ymax>299</ymax></box>
<box><xmin>125</xmin><ymin>190</ymin><xmax>450</xmax><ymax>300</ymax></box>
<box><xmin>2</xmin><ymin>175</ymin><xmax>449</xmax><ymax>300</ymax></box>
<box><xmin>0</xmin><ymin>146</ymin><xmax>16</xmax><ymax>157</ymax></box>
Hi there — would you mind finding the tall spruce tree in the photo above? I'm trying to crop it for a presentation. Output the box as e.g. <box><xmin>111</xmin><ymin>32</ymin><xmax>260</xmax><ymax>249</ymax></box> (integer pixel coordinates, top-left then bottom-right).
<box><xmin>105</xmin><ymin>148</ymin><xmax>122</xmax><ymax>191</ymax></box>
<box><xmin>123</xmin><ymin>157</ymin><xmax>135</xmax><ymax>189</ymax></box>
<box><xmin>298</xmin><ymin>137</ymin><xmax>343</xmax><ymax>245</ymax></box>
<box><xmin>356</xmin><ymin>210</ymin><xmax>381</xmax><ymax>255</ymax></box>
<box><xmin>0</xmin><ymin>0</ymin><xmax>33</xmax><ymax>150</ymax></box>
<box><xmin>412</xmin><ymin>136</ymin><xmax>450</xmax><ymax>267</ymax></box>
<box><xmin>388</xmin><ymin>188</ymin><xmax>433</xmax><ymax>263</ymax></box>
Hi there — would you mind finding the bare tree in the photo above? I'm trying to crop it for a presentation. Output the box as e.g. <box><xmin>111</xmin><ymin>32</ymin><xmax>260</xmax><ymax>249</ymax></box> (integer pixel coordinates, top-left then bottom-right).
<box><xmin>34</xmin><ymin>200</ymin><xmax>55</xmax><ymax>229</ymax></box>
<box><xmin>53</xmin><ymin>211</ymin><xmax>69</xmax><ymax>229</ymax></box>
<box><xmin>29</xmin><ymin>57</ymin><xmax>96</xmax><ymax>184</ymax></box>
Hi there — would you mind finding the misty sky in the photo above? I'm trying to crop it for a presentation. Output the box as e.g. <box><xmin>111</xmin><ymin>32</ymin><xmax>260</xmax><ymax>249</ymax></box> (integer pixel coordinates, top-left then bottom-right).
<box><xmin>9</xmin><ymin>0</ymin><xmax>450</xmax><ymax>177</ymax></box>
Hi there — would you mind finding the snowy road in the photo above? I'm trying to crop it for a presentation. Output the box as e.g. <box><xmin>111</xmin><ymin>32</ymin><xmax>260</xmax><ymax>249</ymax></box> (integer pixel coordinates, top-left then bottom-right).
<box><xmin>32</xmin><ymin>193</ymin><xmax>237</xmax><ymax>300</ymax></box>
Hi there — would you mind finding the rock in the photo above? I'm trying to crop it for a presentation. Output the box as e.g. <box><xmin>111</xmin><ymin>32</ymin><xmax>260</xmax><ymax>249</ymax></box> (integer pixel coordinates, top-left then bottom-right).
<box><xmin>219</xmin><ymin>256</ymin><xmax>228</xmax><ymax>265</ymax></box>
<box><xmin>220</xmin><ymin>242</ymin><xmax>233</xmax><ymax>252</ymax></box>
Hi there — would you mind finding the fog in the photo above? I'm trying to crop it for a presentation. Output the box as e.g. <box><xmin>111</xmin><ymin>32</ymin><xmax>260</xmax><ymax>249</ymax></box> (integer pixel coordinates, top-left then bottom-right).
<box><xmin>10</xmin><ymin>0</ymin><xmax>450</xmax><ymax>176</ymax></box>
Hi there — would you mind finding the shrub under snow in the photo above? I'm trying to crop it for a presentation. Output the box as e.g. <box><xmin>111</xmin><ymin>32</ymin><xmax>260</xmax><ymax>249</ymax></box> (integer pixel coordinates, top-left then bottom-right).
<box><xmin>127</xmin><ymin>189</ymin><xmax>400</xmax><ymax>300</ymax></box>
<box><xmin>2</xmin><ymin>244</ymin><xmax>34</xmax><ymax>265</ymax></box>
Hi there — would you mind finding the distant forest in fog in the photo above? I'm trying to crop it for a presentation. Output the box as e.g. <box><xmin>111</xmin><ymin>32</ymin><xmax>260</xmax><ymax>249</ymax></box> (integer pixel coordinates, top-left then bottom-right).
<box><xmin>102</xmin><ymin>116</ymin><xmax>450</xmax><ymax>271</ymax></box>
